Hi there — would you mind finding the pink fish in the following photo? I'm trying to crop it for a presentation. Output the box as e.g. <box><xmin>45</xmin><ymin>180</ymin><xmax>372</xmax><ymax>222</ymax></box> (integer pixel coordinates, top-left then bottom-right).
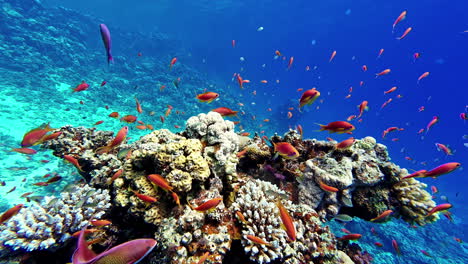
<box><xmin>72</xmin><ymin>227</ymin><xmax>157</xmax><ymax>264</ymax></box>
<box><xmin>99</xmin><ymin>24</ymin><xmax>113</xmax><ymax>65</ymax></box>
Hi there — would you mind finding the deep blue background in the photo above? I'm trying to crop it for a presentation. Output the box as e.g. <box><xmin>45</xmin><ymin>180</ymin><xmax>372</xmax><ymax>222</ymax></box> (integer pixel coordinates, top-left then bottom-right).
<box><xmin>44</xmin><ymin>0</ymin><xmax>467</xmax><ymax>231</ymax></box>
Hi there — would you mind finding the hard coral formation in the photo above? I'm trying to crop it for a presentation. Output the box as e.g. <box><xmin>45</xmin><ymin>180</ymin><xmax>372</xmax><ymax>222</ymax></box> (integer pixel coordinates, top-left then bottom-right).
<box><xmin>392</xmin><ymin>177</ymin><xmax>438</xmax><ymax>225</ymax></box>
<box><xmin>233</xmin><ymin>179</ymin><xmax>337</xmax><ymax>264</ymax></box>
<box><xmin>184</xmin><ymin>112</ymin><xmax>240</xmax><ymax>178</ymax></box>
<box><xmin>0</xmin><ymin>184</ymin><xmax>110</xmax><ymax>252</ymax></box>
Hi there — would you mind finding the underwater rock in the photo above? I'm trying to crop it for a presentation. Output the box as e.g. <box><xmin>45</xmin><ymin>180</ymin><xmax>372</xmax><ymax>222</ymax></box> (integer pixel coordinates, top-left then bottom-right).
<box><xmin>0</xmin><ymin>184</ymin><xmax>110</xmax><ymax>254</ymax></box>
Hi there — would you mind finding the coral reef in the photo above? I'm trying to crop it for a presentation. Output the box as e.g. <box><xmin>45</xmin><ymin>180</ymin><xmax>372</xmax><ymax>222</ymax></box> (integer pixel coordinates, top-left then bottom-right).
<box><xmin>0</xmin><ymin>184</ymin><xmax>110</xmax><ymax>252</ymax></box>
<box><xmin>233</xmin><ymin>179</ymin><xmax>338</xmax><ymax>264</ymax></box>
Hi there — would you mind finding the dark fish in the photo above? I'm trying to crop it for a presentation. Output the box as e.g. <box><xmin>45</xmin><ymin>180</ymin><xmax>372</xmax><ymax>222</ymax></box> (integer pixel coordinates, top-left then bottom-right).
<box><xmin>334</xmin><ymin>214</ymin><xmax>353</xmax><ymax>222</ymax></box>
<box><xmin>0</xmin><ymin>181</ymin><xmax>5</xmax><ymax>186</ymax></box>
<box><xmin>6</xmin><ymin>186</ymin><xmax>16</xmax><ymax>193</ymax></box>
<box><xmin>99</xmin><ymin>24</ymin><xmax>113</xmax><ymax>64</ymax></box>
<box><xmin>27</xmin><ymin>196</ymin><xmax>44</xmax><ymax>203</ymax></box>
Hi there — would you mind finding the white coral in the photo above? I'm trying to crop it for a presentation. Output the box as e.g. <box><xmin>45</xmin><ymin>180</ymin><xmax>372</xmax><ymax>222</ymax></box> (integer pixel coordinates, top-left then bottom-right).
<box><xmin>0</xmin><ymin>184</ymin><xmax>110</xmax><ymax>251</ymax></box>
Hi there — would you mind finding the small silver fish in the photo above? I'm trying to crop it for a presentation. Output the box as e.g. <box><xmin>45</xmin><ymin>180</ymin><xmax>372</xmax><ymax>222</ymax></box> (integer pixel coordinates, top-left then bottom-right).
<box><xmin>334</xmin><ymin>214</ymin><xmax>353</xmax><ymax>222</ymax></box>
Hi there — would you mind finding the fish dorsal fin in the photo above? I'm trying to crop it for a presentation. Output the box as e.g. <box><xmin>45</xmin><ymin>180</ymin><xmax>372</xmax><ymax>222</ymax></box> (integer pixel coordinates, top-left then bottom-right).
<box><xmin>72</xmin><ymin>227</ymin><xmax>97</xmax><ymax>264</ymax></box>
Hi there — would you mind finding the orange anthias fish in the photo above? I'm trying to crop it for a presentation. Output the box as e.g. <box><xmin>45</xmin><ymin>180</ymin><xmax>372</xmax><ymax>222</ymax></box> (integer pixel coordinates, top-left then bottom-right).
<box><xmin>427</xmin><ymin>203</ymin><xmax>452</xmax><ymax>216</ymax></box>
<box><xmin>435</xmin><ymin>143</ymin><xmax>453</xmax><ymax>155</ymax></box>
<box><xmin>377</xmin><ymin>48</ymin><xmax>384</xmax><ymax>58</ymax></box>
<box><xmin>397</xmin><ymin>27</ymin><xmax>412</xmax><ymax>40</ymax></box>
<box><xmin>236</xmin><ymin>74</ymin><xmax>247</xmax><ymax>89</ymax></box>
<box><xmin>246</xmin><ymin>235</ymin><xmax>271</xmax><ymax>246</ymax></box>
<box><xmin>96</xmin><ymin>126</ymin><xmax>129</xmax><ymax>154</ymax></box>
<box><xmin>426</xmin><ymin>116</ymin><xmax>439</xmax><ymax>132</ymax></box>
<box><xmin>337</xmin><ymin>234</ymin><xmax>362</xmax><ymax>241</ymax></box>
<box><xmin>63</xmin><ymin>155</ymin><xmax>84</xmax><ymax>172</ymax></box>
<box><xmin>273</xmin><ymin>142</ymin><xmax>299</xmax><ymax>159</ymax></box>
<box><xmin>90</xmin><ymin>219</ymin><xmax>112</xmax><ymax>227</ymax></box>
<box><xmin>147</xmin><ymin>174</ymin><xmax>173</xmax><ymax>192</ymax></box>
<box><xmin>135</xmin><ymin>97</ymin><xmax>143</xmax><ymax>114</ymax></box>
<box><xmin>196</xmin><ymin>92</ymin><xmax>219</xmax><ymax>103</ymax></box>
<box><xmin>211</xmin><ymin>107</ymin><xmax>238</xmax><ymax>117</ymax></box>
<box><xmin>424</xmin><ymin>162</ymin><xmax>461</xmax><ymax>178</ymax></box>
<box><xmin>108</xmin><ymin>169</ymin><xmax>123</xmax><ymax>184</ymax></box>
<box><xmin>169</xmin><ymin>57</ymin><xmax>177</xmax><ymax>70</ymax></box>
<box><xmin>357</xmin><ymin>101</ymin><xmax>369</xmax><ymax>118</ymax></box>
<box><xmin>362</xmin><ymin>65</ymin><xmax>367</xmax><ymax>71</ymax></box>
<box><xmin>109</xmin><ymin>112</ymin><xmax>119</xmax><ymax>118</ymax></box>
<box><xmin>392</xmin><ymin>11</ymin><xmax>407</xmax><ymax>33</ymax></box>
<box><xmin>287</xmin><ymin>56</ymin><xmax>294</xmax><ymax>69</ymax></box>
<box><xmin>72</xmin><ymin>226</ymin><xmax>157</xmax><ymax>264</ymax></box>
<box><xmin>319</xmin><ymin>181</ymin><xmax>339</xmax><ymax>192</ymax></box>
<box><xmin>384</xmin><ymin>86</ymin><xmax>397</xmax><ymax>94</ymax></box>
<box><xmin>392</xmin><ymin>239</ymin><xmax>401</xmax><ymax>255</ymax></box>
<box><xmin>21</xmin><ymin>123</ymin><xmax>54</xmax><ymax>147</ymax></box>
<box><xmin>0</xmin><ymin>204</ymin><xmax>23</xmax><ymax>224</ymax></box>
<box><xmin>133</xmin><ymin>191</ymin><xmax>158</xmax><ymax>203</ymax></box>
<box><xmin>299</xmin><ymin>88</ymin><xmax>320</xmax><ymax>108</ymax></box>
<box><xmin>72</xmin><ymin>81</ymin><xmax>90</xmax><ymax>92</ymax></box>
<box><xmin>11</xmin><ymin>148</ymin><xmax>37</xmax><ymax>155</ymax></box>
<box><xmin>191</xmin><ymin>197</ymin><xmax>222</xmax><ymax>212</ymax></box>
<box><xmin>121</xmin><ymin>115</ymin><xmax>137</xmax><ymax>123</ymax></box>
<box><xmin>375</xmin><ymin>69</ymin><xmax>391</xmax><ymax>77</ymax></box>
<box><xmin>329</xmin><ymin>50</ymin><xmax>337</xmax><ymax>62</ymax></box>
<box><xmin>277</xmin><ymin>200</ymin><xmax>296</xmax><ymax>241</ymax></box>
<box><xmin>402</xmin><ymin>170</ymin><xmax>427</xmax><ymax>179</ymax></box>
<box><xmin>370</xmin><ymin>210</ymin><xmax>393</xmax><ymax>222</ymax></box>
<box><xmin>417</xmin><ymin>71</ymin><xmax>430</xmax><ymax>84</ymax></box>
<box><xmin>319</xmin><ymin>121</ymin><xmax>355</xmax><ymax>134</ymax></box>
<box><xmin>335</xmin><ymin>137</ymin><xmax>355</xmax><ymax>149</ymax></box>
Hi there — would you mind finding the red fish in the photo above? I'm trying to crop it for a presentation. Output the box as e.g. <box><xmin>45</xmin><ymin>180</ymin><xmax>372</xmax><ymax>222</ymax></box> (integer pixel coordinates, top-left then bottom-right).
<box><xmin>424</xmin><ymin>162</ymin><xmax>461</xmax><ymax>178</ymax></box>
<box><xmin>296</xmin><ymin>124</ymin><xmax>303</xmax><ymax>137</ymax></box>
<box><xmin>413</xmin><ymin>52</ymin><xmax>421</xmax><ymax>61</ymax></box>
<box><xmin>397</xmin><ymin>27</ymin><xmax>412</xmax><ymax>40</ymax></box>
<box><xmin>335</xmin><ymin>137</ymin><xmax>355</xmax><ymax>149</ymax></box>
<box><xmin>376</xmin><ymin>69</ymin><xmax>391</xmax><ymax>77</ymax></box>
<box><xmin>417</xmin><ymin>71</ymin><xmax>430</xmax><ymax>84</ymax></box>
<box><xmin>135</xmin><ymin>97</ymin><xmax>143</xmax><ymax>114</ymax></box>
<box><xmin>337</xmin><ymin>234</ymin><xmax>362</xmax><ymax>241</ymax></box>
<box><xmin>277</xmin><ymin>200</ymin><xmax>296</xmax><ymax>241</ymax></box>
<box><xmin>96</xmin><ymin>126</ymin><xmax>128</xmax><ymax>154</ymax></box>
<box><xmin>0</xmin><ymin>204</ymin><xmax>23</xmax><ymax>224</ymax></box>
<box><xmin>72</xmin><ymin>226</ymin><xmax>157</xmax><ymax>264</ymax></box>
<box><xmin>196</xmin><ymin>92</ymin><xmax>219</xmax><ymax>103</ymax></box>
<box><xmin>147</xmin><ymin>174</ymin><xmax>173</xmax><ymax>192</ymax></box>
<box><xmin>392</xmin><ymin>239</ymin><xmax>401</xmax><ymax>255</ymax></box>
<box><xmin>273</xmin><ymin>142</ymin><xmax>299</xmax><ymax>159</ymax></box>
<box><xmin>100</xmin><ymin>81</ymin><xmax>107</xmax><ymax>86</ymax></box>
<box><xmin>374</xmin><ymin>242</ymin><xmax>383</xmax><ymax>247</ymax></box>
<box><xmin>94</xmin><ymin>121</ymin><xmax>104</xmax><ymax>126</ymax></box>
<box><xmin>377</xmin><ymin>48</ymin><xmax>384</xmax><ymax>58</ymax></box>
<box><xmin>384</xmin><ymin>86</ymin><xmax>397</xmax><ymax>94</ymax></box>
<box><xmin>319</xmin><ymin>181</ymin><xmax>339</xmax><ymax>192</ymax></box>
<box><xmin>347</xmin><ymin>115</ymin><xmax>357</xmax><ymax>121</ymax></box>
<box><xmin>211</xmin><ymin>107</ymin><xmax>238</xmax><ymax>117</ymax></box>
<box><xmin>121</xmin><ymin>115</ymin><xmax>137</xmax><ymax>123</ymax></box>
<box><xmin>392</xmin><ymin>11</ymin><xmax>407</xmax><ymax>33</ymax></box>
<box><xmin>357</xmin><ymin>101</ymin><xmax>369</xmax><ymax>118</ymax></box>
<box><xmin>299</xmin><ymin>88</ymin><xmax>320</xmax><ymax>108</ymax></box>
<box><xmin>190</xmin><ymin>197</ymin><xmax>222</xmax><ymax>212</ymax></box>
<box><xmin>236</xmin><ymin>74</ymin><xmax>246</xmax><ymax>89</ymax></box>
<box><xmin>72</xmin><ymin>81</ymin><xmax>90</xmax><ymax>92</ymax></box>
<box><xmin>108</xmin><ymin>169</ymin><xmax>123</xmax><ymax>184</ymax></box>
<box><xmin>370</xmin><ymin>210</ymin><xmax>393</xmax><ymax>222</ymax></box>
<box><xmin>169</xmin><ymin>57</ymin><xmax>177</xmax><ymax>70</ymax></box>
<box><xmin>11</xmin><ymin>148</ymin><xmax>37</xmax><ymax>155</ymax></box>
<box><xmin>246</xmin><ymin>235</ymin><xmax>271</xmax><ymax>246</ymax></box>
<box><xmin>427</xmin><ymin>203</ymin><xmax>452</xmax><ymax>216</ymax></box>
<box><xmin>46</xmin><ymin>176</ymin><xmax>62</xmax><ymax>184</ymax></box>
<box><xmin>382</xmin><ymin>127</ymin><xmax>403</xmax><ymax>138</ymax></box>
<box><xmin>435</xmin><ymin>143</ymin><xmax>453</xmax><ymax>155</ymax></box>
<box><xmin>319</xmin><ymin>121</ymin><xmax>355</xmax><ymax>134</ymax></box>
<box><xmin>63</xmin><ymin>155</ymin><xmax>84</xmax><ymax>172</ymax></box>
<box><xmin>431</xmin><ymin>185</ymin><xmax>438</xmax><ymax>194</ymax></box>
<box><xmin>362</xmin><ymin>65</ymin><xmax>367</xmax><ymax>71</ymax></box>
<box><xmin>109</xmin><ymin>112</ymin><xmax>119</xmax><ymax>118</ymax></box>
<box><xmin>232</xmin><ymin>40</ymin><xmax>236</xmax><ymax>47</ymax></box>
<box><xmin>21</xmin><ymin>123</ymin><xmax>54</xmax><ymax>147</ymax></box>
<box><xmin>426</xmin><ymin>116</ymin><xmax>439</xmax><ymax>132</ymax></box>
<box><xmin>42</xmin><ymin>131</ymin><xmax>62</xmax><ymax>142</ymax></box>
<box><xmin>133</xmin><ymin>191</ymin><xmax>157</xmax><ymax>203</ymax></box>
<box><xmin>287</xmin><ymin>56</ymin><xmax>294</xmax><ymax>69</ymax></box>
<box><xmin>90</xmin><ymin>219</ymin><xmax>112</xmax><ymax>227</ymax></box>
<box><xmin>329</xmin><ymin>50</ymin><xmax>337</xmax><ymax>62</ymax></box>
<box><xmin>402</xmin><ymin>170</ymin><xmax>427</xmax><ymax>179</ymax></box>
<box><xmin>171</xmin><ymin>192</ymin><xmax>180</xmax><ymax>206</ymax></box>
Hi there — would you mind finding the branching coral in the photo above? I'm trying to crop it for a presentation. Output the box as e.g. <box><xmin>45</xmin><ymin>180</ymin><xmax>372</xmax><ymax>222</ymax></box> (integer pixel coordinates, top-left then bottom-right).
<box><xmin>0</xmin><ymin>184</ymin><xmax>110</xmax><ymax>252</ymax></box>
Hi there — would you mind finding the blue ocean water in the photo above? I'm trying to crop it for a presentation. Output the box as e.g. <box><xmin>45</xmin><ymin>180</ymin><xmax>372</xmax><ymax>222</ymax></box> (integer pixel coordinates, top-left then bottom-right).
<box><xmin>1</xmin><ymin>0</ymin><xmax>467</xmax><ymax>263</ymax></box>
